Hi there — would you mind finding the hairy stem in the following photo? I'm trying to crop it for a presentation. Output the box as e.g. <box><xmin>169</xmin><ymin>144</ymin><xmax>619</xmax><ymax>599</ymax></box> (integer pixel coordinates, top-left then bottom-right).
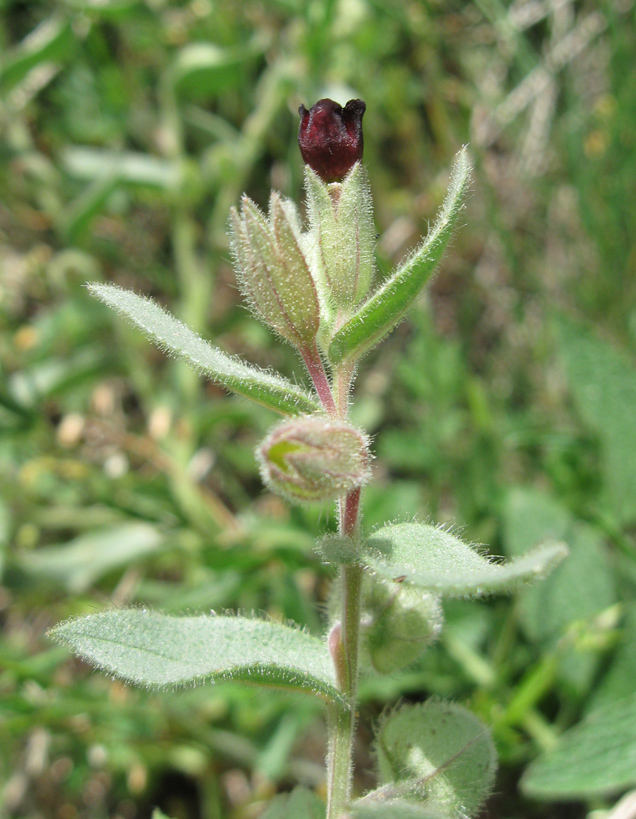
<box><xmin>327</xmin><ymin>426</ymin><xmax>363</xmax><ymax>816</ymax></box>
<box><xmin>326</xmin><ymin>354</ymin><xmax>363</xmax><ymax>818</ymax></box>
<box><xmin>303</xmin><ymin>344</ymin><xmax>337</xmax><ymax>415</ymax></box>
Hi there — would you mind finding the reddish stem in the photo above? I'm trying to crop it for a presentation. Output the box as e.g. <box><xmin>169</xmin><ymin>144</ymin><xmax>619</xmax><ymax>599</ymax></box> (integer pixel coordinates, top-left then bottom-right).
<box><xmin>302</xmin><ymin>345</ymin><xmax>337</xmax><ymax>415</ymax></box>
<box><xmin>341</xmin><ymin>486</ymin><xmax>361</xmax><ymax>537</ymax></box>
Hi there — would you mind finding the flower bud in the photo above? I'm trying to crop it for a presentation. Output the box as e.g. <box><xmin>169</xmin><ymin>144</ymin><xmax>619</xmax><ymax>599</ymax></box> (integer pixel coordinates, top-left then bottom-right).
<box><xmin>257</xmin><ymin>416</ymin><xmax>371</xmax><ymax>504</ymax></box>
<box><xmin>362</xmin><ymin>579</ymin><xmax>442</xmax><ymax>675</ymax></box>
<box><xmin>229</xmin><ymin>192</ymin><xmax>321</xmax><ymax>353</ymax></box>
<box><xmin>305</xmin><ymin>162</ymin><xmax>375</xmax><ymax>309</ymax></box>
<box><xmin>298</xmin><ymin>99</ymin><xmax>366</xmax><ymax>183</ymax></box>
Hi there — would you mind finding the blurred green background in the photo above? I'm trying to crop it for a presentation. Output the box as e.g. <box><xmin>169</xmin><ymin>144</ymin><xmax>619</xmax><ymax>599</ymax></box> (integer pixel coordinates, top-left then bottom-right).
<box><xmin>1</xmin><ymin>0</ymin><xmax>636</xmax><ymax>817</ymax></box>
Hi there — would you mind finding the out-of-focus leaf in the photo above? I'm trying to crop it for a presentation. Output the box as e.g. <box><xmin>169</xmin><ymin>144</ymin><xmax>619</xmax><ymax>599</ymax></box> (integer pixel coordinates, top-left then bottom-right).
<box><xmin>364</xmin><ymin>522</ymin><xmax>567</xmax><ymax>597</ymax></box>
<box><xmin>328</xmin><ymin>148</ymin><xmax>471</xmax><ymax>365</ymax></box>
<box><xmin>260</xmin><ymin>786</ymin><xmax>325</xmax><ymax>818</ymax></box>
<box><xmin>88</xmin><ymin>284</ymin><xmax>320</xmax><ymax>416</ymax></box>
<box><xmin>8</xmin><ymin>350</ymin><xmax>108</xmax><ymax>407</ymax></box>
<box><xmin>16</xmin><ymin>523</ymin><xmax>162</xmax><ymax>593</ymax></box>
<box><xmin>167</xmin><ymin>39</ymin><xmax>266</xmax><ymax>100</ymax></box>
<box><xmin>0</xmin><ymin>500</ymin><xmax>9</xmax><ymax>580</ymax></box>
<box><xmin>557</xmin><ymin>315</ymin><xmax>636</xmax><ymax>525</ymax></box>
<box><xmin>375</xmin><ymin>700</ymin><xmax>496</xmax><ymax>817</ymax></box>
<box><xmin>0</xmin><ymin>16</ymin><xmax>75</xmax><ymax>94</ymax></box>
<box><xmin>63</xmin><ymin>0</ymin><xmax>140</xmax><ymax>18</ymax></box>
<box><xmin>522</xmin><ymin>693</ymin><xmax>636</xmax><ymax>799</ymax></box>
<box><xmin>60</xmin><ymin>175</ymin><xmax>119</xmax><ymax>241</ymax></box>
<box><xmin>503</xmin><ymin>489</ymin><xmax>616</xmax><ymax>643</ymax></box>
<box><xmin>62</xmin><ymin>147</ymin><xmax>184</xmax><ymax>189</ymax></box>
<box><xmin>588</xmin><ymin>605</ymin><xmax>636</xmax><ymax>712</ymax></box>
<box><xmin>51</xmin><ymin>610</ymin><xmax>343</xmax><ymax>702</ymax></box>
<box><xmin>151</xmin><ymin>809</ymin><xmax>176</xmax><ymax>819</ymax></box>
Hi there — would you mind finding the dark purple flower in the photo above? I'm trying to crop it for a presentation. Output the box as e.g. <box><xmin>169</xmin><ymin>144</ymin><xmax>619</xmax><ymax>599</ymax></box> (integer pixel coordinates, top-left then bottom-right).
<box><xmin>298</xmin><ymin>98</ymin><xmax>366</xmax><ymax>182</ymax></box>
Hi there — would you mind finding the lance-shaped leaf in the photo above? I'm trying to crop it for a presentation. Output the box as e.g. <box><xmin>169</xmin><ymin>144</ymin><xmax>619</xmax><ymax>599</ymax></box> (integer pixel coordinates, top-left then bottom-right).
<box><xmin>374</xmin><ymin>701</ymin><xmax>496</xmax><ymax>818</ymax></box>
<box><xmin>88</xmin><ymin>284</ymin><xmax>319</xmax><ymax>416</ymax></box>
<box><xmin>364</xmin><ymin>523</ymin><xmax>567</xmax><ymax>598</ymax></box>
<box><xmin>50</xmin><ymin>609</ymin><xmax>343</xmax><ymax>703</ymax></box>
<box><xmin>328</xmin><ymin>148</ymin><xmax>471</xmax><ymax>365</ymax></box>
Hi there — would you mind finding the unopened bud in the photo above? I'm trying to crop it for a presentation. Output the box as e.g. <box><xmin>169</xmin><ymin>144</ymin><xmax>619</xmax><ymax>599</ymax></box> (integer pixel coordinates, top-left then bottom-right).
<box><xmin>298</xmin><ymin>99</ymin><xmax>366</xmax><ymax>183</ymax></box>
<box><xmin>362</xmin><ymin>579</ymin><xmax>442</xmax><ymax>675</ymax></box>
<box><xmin>257</xmin><ymin>416</ymin><xmax>371</xmax><ymax>504</ymax></box>
<box><xmin>229</xmin><ymin>193</ymin><xmax>321</xmax><ymax>353</ymax></box>
<box><xmin>305</xmin><ymin>162</ymin><xmax>375</xmax><ymax>309</ymax></box>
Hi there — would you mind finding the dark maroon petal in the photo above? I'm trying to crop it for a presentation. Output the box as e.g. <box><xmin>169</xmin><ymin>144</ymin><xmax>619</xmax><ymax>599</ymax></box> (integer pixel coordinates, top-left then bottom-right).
<box><xmin>298</xmin><ymin>98</ymin><xmax>366</xmax><ymax>182</ymax></box>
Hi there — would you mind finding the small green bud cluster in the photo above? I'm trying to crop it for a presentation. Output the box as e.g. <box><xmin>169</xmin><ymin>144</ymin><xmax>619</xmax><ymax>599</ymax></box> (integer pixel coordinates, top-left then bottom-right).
<box><xmin>257</xmin><ymin>416</ymin><xmax>371</xmax><ymax>504</ymax></box>
<box><xmin>229</xmin><ymin>193</ymin><xmax>322</xmax><ymax>354</ymax></box>
<box><xmin>361</xmin><ymin>578</ymin><xmax>442</xmax><ymax>674</ymax></box>
<box><xmin>230</xmin><ymin>101</ymin><xmax>379</xmax><ymax>506</ymax></box>
<box><xmin>229</xmin><ymin>163</ymin><xmax>376</xmax><ymax>360</ymax></box>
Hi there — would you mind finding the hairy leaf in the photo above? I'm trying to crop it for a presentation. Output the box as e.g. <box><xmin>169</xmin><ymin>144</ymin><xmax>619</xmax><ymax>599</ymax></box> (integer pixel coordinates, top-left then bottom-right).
<box><xmin>522</xmin><ymin>693</ymin><xmax>636</xmax><ymax>799</ymax></box>
<box><xmin>88</xmin><ymin>284</ymin><xmax>319</xmax><ymax>416</ymax></box>
<box><xmin>364</xmin><ymin>523</ymin><xmax>567</xmax><ymax>597</ymax></box>
<box><xmin>50</xmin><ymin>609</ymin><xmax>342</xmax><ymax>703</ymax></box>
<box><xmin>351</xmin><ymin>801</ymin><xmax>446</xmax><ymax>819</ymax></box>
<box><xmin>328</xmin><ymin>148</ymin><xmax>471</xmax><ymax>365</ymax></box>
<box><xmin>375</xmin><ymin>700</ymin><xmax>496</xmax><ymax>818</ymax></box>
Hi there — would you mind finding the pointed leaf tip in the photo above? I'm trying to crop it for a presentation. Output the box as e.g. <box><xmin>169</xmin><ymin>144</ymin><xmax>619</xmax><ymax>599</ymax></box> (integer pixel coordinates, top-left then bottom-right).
<box><xmin>364</xmin><ymin>522</ymin><xmax>567</xmax><ymax>597</ymax></box>
<box><xmin>328</xmin><ymin>148</ymin><xmax>471</xmax><ymax>365</ymax></box>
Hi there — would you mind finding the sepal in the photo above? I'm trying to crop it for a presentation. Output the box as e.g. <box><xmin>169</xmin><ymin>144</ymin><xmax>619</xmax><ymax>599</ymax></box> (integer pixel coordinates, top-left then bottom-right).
<box><xmin>229</xmin><ymin>193</ymin><xmax>322</xmax><ymax>353</ymax></box>
<box><xmin>305</xmin><ymin>162</ymin><xmax>375</xmax><ymax>313</ymax></box>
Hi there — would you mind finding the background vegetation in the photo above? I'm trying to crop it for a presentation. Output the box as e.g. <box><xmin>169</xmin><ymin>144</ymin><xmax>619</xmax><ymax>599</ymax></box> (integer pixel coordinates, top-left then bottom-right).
<box><xmin>1</xmin><ymin>0</ymin><xmax>635</xmax><ymax>817</ymax></box>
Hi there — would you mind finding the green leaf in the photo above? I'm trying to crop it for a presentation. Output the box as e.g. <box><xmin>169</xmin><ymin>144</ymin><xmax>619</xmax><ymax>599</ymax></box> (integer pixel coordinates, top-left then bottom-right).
<box><xmin>364</xmin><ymin>523</ymin><xmax>567</xmax><ymax>598</ymax></box>
<box><xmin>15</xmin><ymin>523</ymin><xmax>162</xmax><ymax>593</ymax></box>
<box><xmin>260</xmin><ymin>786</ymin><xmax>325</xmax><ymax>819</ymax></box>
<box><xmin>168</xmin><ymin>39</ymin><xmax>266</xmax><ymax>100</ymax></box>
<box><xmin>375</xmin><ymin>700</ymin><xmax>496</xmax><ymax>818</ymax></box>
<box><xmin>61</xmin><ymin>175</ymin><xmax>119</xmax><ymax>242</ymax></box>
<box><xmin>557</xmin><ymin>314</ymin><xmax>636</xmax><ymax>525</ymax></box>
<box><xmin>328</xmin><ymin>148</ymin><xmax>471</xmax><ymax>365</ymax></box>
<box><xmin>351</xmin><ymin>801</ymin><xmax>446</xmax><ymax>819</ymax></box>
<box><xmin>0</xmin><ymin>16</ymin><xmax>74</xmax><ymax>95</ymax></box>
<box><xmin>50</xmin><ymin>609</ymin><xmax>343</xmax><ymax>703</ymax></box>
<box><xmin>63</xmin><ymin>147</ymin><xmax>184</xmax><ymax>189</ymax></box>
<box><xmin>588</xmin><ymin>604</ymin><xmax>636</xmax><ymax>712</ymax></box>
<box><xmin>151</xmin><ymin>810</ymin><xmax>176</xmax><ymax>819</ymax></box>
<box><xmin>88</xmin><ymin>284</ymin><xmax>320</xmax><ymax>416</ymax></box>
<box><xmin>521</xmin><ymin>693</ymin><xmax>636</xmax><ymax>799</ymax></box>
<box><xmin>503</xmin><ymin>489</ymin><xmax>615</xmax><ymax>644</ymax></box>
